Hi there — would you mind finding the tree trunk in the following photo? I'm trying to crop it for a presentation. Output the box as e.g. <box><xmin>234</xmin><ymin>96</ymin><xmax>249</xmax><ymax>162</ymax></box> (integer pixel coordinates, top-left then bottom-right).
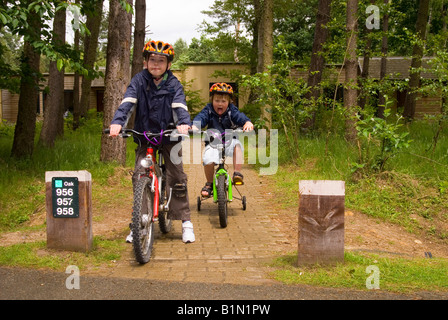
<box><xmin>76</xmin><ymin>0</ymin><xmax>104</xmax><ymax>129</ymax></box>
<box><xmin>73</xmin><ymin>27</ymin><xmax>80</xmax><ymax>128</ymax></box>
<box><xmin>304</xmin><ymin>0</ymin><xmax>332</xmax><ymax>129</ymax></box>
<box><xmin>131</xmin><ymin>0</ymin><xmax>146</xmax><ymax>77</ymax></box>
<box><xmin>358</xmin><ymin>34</ymin><xmax>371</xmax><ymax>111</ymax></box>
<box><xmin>100</xmin><ymin>0</ymin><xmax>132</xmax><ymax>165</ymax></box>
<box><xmin>344</xmin><ymin>0</ymin><xmax>358</xmax><ymax>143</ymax></box>
<box><xmin>39</xmin><ymin>7</ymin><xmax>66</xmax><ymax>147</ymax></box>
<box><xmin>257</xmin><ymin>0</ymin><xmax>273</xmax><ymax>129</ymax></box>
<box><xmin>377</xmin><ymin>0</ymin><xmax>390</xmax><ymax>119</ymax></box>
<box><xmin>402</xmin><ymin>0</ymin><xmax>430</xmax><ymax>120</ymax></box>
<box><xmin>128</xmin><ymin>0</ymin><xmax>146</xmax><ymax>129</ymax></box>
<box><xmin>11</xmin><ymin>20</ymin><xmax>41</xmax><ymax>158</ymax></box>
<box><xmin>251</xmin><ymin>0</ymin><xmax>261</xmax><ymax>75</ymax></box>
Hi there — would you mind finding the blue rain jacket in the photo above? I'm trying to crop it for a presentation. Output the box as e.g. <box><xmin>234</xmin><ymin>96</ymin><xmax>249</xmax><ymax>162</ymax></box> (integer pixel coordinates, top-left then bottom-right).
<box><xmin>111</xmin><ymin>69</ymin><xmax>190</xmax><ymax>144</ymax></box>
<box><xmin>192</xmin><ymin>103</ymin><xmax>251</xmax><ymax>133</ymax></box>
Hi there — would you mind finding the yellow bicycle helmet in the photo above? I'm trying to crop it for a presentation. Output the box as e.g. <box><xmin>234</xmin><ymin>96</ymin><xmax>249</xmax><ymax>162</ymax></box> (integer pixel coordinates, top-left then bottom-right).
<box><xmin>143</xmin><ymin>40</ymin><xmax>175</xmax><ymax>62</ymax></box>
<box><xmin>209</xmin><ymin>82</ymin><xmax>234</xmax><ymax>95</ymax></box>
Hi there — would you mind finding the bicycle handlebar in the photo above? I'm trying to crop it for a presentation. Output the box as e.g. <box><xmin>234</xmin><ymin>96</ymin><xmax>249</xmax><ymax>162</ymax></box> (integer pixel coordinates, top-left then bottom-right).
<box><xmin>103</xmin><ymin>128</ymin><xmax>177</xmax><ymax>137</ymax></box>
<box><xmin>104</xmin><ymin>128</ymin><xmax>189</xmax><ymax>146</ymax></box>
<box><xmin>104</xmin><ymin>127</ymin><xmax>247</xmax><ymax>137</ymax></box>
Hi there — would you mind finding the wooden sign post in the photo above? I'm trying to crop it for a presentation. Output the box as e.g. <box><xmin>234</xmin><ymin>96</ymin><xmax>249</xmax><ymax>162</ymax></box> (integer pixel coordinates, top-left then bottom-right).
<box><xmin>45</xmin><ymin>171</ymin><xmax>93</xmax><ymax>252</ymax></box>
<box><xmin>298</xmin><ymin>180</ymin><xmax>345</xmax><ymax>266</ymax></box>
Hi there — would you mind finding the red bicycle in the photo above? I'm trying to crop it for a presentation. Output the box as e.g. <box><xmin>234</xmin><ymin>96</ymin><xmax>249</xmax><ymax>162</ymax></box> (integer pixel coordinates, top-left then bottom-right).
<box><xmin>104</xmin><ymin>128</ymin><xmax>184</xmax><ymax>264</ymax></box>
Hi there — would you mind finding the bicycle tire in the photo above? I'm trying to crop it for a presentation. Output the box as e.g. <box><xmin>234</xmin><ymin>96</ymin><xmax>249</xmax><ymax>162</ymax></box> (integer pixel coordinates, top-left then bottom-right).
<box><xmin>131</xmin><ymin>176</ymin><xmax>155</xmax><ymax>264</ymax></box>
<box><xmin>158</xmin><ymin>211</ymin><xmax>172</xmax><ymax>233</ymax></box>
<box><xmin>217</xmin><ymin>174</ymin><xmax>228</xmax><ymax>228</ymax></box>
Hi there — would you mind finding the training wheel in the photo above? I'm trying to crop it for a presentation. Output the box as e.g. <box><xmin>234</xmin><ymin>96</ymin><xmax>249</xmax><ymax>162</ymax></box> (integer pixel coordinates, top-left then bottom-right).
<box><xmin>242</xmin><ymin>196</ymin><xmax>246</xmax><ymax>210</ymax></box>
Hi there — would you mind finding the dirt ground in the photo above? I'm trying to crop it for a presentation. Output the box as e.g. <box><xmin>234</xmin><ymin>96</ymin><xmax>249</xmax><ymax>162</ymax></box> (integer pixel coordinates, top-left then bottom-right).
<box><xmin>2</xmin><ymin>165</ymin><xmax>448</xmax><ymax>262</ymax></box>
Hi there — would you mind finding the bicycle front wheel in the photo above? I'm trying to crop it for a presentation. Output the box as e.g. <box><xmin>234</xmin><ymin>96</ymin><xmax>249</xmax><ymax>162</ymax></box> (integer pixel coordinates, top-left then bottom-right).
<box><xmin>132</xmin><ymin>176</ymin><xmax>155</xmax><ymax>264</ymax></box>
<box><xmin>217</xmin><ymin>174</ymin><xmax>228</xmax><ymax>228</ymax></box>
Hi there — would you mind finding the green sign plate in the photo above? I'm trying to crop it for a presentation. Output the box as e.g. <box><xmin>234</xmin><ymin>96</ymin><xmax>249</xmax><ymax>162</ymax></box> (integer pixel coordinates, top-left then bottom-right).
<box><xmin>52</xmin><ymin>177</ymin><xmax>79</xmax><ymax>218</ymax></box>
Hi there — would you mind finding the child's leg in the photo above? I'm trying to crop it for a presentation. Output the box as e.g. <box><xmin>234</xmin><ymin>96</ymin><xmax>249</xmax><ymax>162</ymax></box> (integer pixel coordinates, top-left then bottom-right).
<box><xmin>233</xmin><ymin>143</ymin><xmax>243</xmax><ymax>173</ymax></box>
<box><xmin>231</xmin><ymin>140</ymin><xmax>244</xmax><ymax>185</ymax></box>
<box><xmin>204</xmin><ymin>163</ymin><xmax>215</xmax><ymax>184</ymax></box>
<box><xmin>201</xmin><ymin>145</ymin><xmax>219</xmax><ymax>197</ymax></box>
<box><xmin>162</xmin><ymin>143</ymin><xmax>191</xmax><ymax>222</ymax></box>
<box><xmin>201</xmin><ymin>164</ymin><xmax>215</xmax><ymax>197</ymax></box>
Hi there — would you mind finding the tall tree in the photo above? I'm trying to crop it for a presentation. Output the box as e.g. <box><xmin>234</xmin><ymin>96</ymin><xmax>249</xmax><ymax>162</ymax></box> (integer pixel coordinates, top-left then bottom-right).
<box><xmin>11</xmin><ymin>41</ymin><xmax>41</xmax><ymax>158</ymax></box>
<box><xmin>377</xmin><ymin>0</ymin><xmax>390</xmax><ymax>119</ymax></box>
<box><xmin>73</xmin><ymin>19</ymin><xmax>80</xmax><ymax>130</ymax></box>
<box><xmin>131</xmin><ymin>0</ymin><xmax>145</xmax><ymax>77</ymax></box>
<box><xmin>257</xmin><ymin>0</ymin><xmax>274</xmax><ymax>129</ymax></box>
<box><xmin>201</xmin><ymin>0</ymin><xmax>252</xmax><ymax>63</ymax></box>
<box><xmin>402</xmin><ymin>0</ymin><xmax>430</xmax><ymax>120</ymax></box>
<box><xmin>75</xmin><ymin>0</ymin><xmax>104</xmax><ymax>129</ymax></box>
<box><xmin>251</xmin><ymin>0</ymin><xmax>261</xmax><ymax>74</ymax></box>
<box><xmin>304</xmin><ymin>0</ymin><xmax>332</xmax><ymax>128</ymax></box>
<box><xmin>10</xmin><ymin>1</ymin><xmax>42</xmax><ymax>158</ymax></box>
<box><xmin>344</xmin><ymin>0</ymin><xmax>358</xmax><ymax>143</ymax></box>
<box><xmin>39</xmin><ymin>6</ymin><xmax>66</xmax><ymax>147</ymax></box>
<box><xmin>100</xmin><ymin>0</ymin><xmax>132</xmax><ymax>165</ymax></box>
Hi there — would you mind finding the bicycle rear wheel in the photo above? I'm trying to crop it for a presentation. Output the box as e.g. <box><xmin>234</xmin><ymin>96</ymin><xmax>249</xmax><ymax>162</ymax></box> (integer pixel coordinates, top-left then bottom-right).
<box><xmin>158</xmin><ymin>210</ymin><xmax>172</xmax><ymax>234</ymax></box>
<box><xmin>217</xmin><ymin>174</ymin><xmax>228</xmax><ymax>228</ymax></box>
<box><xmin>132</xmin><ymin>176</ymin><xmax>155</xmax><ymax>264</ymax></box>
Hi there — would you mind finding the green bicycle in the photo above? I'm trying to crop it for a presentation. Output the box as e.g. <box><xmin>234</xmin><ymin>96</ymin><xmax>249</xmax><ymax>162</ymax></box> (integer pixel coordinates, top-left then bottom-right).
<box><xmin>196</xmin><ymin>129</ymin><xmax>246</xmax><ymax>228</ymax></box>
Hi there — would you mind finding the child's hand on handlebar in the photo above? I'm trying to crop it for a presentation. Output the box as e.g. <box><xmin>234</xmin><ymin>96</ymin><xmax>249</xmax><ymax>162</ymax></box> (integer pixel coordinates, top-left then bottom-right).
<box><xmin>191</xmin><ymin>125</ymin><xmax>200</xmax><ymax>133</ymax></box>
<box><xmin>177</xmin><ymin>124</ymin><xmax>190</xmax><ymax>135</ymax></box>
<box><xmin>109</xmin><ymin>124</ymin><xmax>122</xmax><ymax>137</ymax></box>
<box><xmin>243</xmin><ymin>121</ymin><xmax>254</xmax><ymax>132</ymax></box>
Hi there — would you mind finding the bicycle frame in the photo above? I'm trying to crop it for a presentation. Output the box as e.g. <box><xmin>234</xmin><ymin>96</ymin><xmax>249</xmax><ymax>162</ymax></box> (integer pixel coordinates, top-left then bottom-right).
<box><xmin>106</xmin><ymin>128</ymin><xmax>179</xmax><ymax>221</ymax></box>
<box><xmin>139</xmin><ymin>138</ymin><xmax>174</xmax><ymax>221</ymax></box>
<box><xmin>212</xmin><ymin>150</ymin><xmax>233</xmax><ymax>203</ymax></box>
<box><xmin>202</xmin><ymin>129</ymin><xmax>244</xmax><ymax>204</ymax></box>
<box><xmin>142</xmin><ymin>146</ymin><xmax>161</xmax><ymax>220</ymax></box>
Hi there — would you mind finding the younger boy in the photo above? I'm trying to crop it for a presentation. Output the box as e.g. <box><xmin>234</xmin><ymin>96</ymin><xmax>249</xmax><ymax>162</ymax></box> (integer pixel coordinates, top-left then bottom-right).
<box><xmin>192</xmin><ymin>83</ymin><xmax>254</xmax><ymax>198</ymax></box>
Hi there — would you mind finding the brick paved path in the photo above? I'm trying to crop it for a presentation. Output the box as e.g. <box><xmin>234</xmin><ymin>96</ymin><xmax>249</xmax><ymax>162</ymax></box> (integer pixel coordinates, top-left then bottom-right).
<box><xmin>88</xmin><ymin>142</ymin><xmax>292</xmax><ymax>285</ymax></box>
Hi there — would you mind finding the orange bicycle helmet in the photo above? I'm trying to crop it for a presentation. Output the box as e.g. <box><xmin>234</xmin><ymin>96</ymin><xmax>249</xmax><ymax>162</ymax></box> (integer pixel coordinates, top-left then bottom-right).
<box><xmin>209</xmin><ymin>82</ymin><xmax>234</xmax><ymax>95</ymax></box>
<box><xmin>143</xmin><ymin>40</ymin><xmax>175</xmax><ymax>62</ymax></box>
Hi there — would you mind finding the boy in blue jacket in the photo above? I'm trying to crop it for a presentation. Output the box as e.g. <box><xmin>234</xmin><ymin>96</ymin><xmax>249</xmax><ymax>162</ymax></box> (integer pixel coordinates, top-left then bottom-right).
<box><xmin>108</xmin><ymin>40</ymin><xmax>195</xmax><ymax>243</ymax></box>
<box><xmin>192</xmin><ymin>83</ymin><xmax>254</xmax><ymax>198</ymax></box>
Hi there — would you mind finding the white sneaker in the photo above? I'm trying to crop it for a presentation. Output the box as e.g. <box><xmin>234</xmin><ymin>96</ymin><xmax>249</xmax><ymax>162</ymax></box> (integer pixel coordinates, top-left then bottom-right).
<box><xmin>182</xmin><ymin>221</ymin><xmax>195</xmax><ymax>243</ymax></box>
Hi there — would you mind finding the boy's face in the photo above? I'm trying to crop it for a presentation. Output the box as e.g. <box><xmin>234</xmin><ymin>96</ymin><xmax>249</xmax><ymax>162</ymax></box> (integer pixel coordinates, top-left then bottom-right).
<box><xmin>212</xmin><ymin>94</ymin><xmax>230</xmax><ymax>116</ymax></box>
<box><xmin>147</xmin><ymin>54</ymin><xmax>170</xmax><ymax>78</ymax></box>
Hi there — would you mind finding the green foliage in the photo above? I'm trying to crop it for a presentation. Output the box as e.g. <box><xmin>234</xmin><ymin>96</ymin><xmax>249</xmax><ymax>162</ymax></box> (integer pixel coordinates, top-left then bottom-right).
<box><xmin>181</xmin><ymin>79</ymin><xmax>207</xmax><ymax>117</ymax></box>
<box><xmin>355</xmin><ymin>97</ymin><xmax>412</xmax><ymax>173</ymax></box>
<box><xmin>240</xmin><ymin>39</ymin><xmax>320</xmax><ymax>159</ymax></box>
<box><xmin>0</xmin><ymin>0</ymin><xmax>103</xmax><ymax>91</ymax></box>
<box><xmin>271</xmin><ymin>117</ymin><xmax>448</xmax><ymax>242</ymax></box>
<box><xmin>271</xmin><ymin>251</ymin><xmax>448</xmax><ymax>293</ymax></box>
<box><xmin>0</xmin><ymin>113</ymin><xmax>120</xmax><ymax>230</ymax></box>
<box><xmin>0</xmin><ymin>237</ymin><xmax>126</xmax><ymax>270</ymax></box>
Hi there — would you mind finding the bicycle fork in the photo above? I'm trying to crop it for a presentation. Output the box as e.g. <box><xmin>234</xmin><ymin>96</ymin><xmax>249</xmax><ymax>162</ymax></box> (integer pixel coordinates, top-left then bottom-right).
<box><xmin>141</xmin><ymin>147</ymin><xmax>161</xmax><ymax>220</ymax></box>
<box><xmin>141</xmin><ymin>146</ymin><xmax>182</xmax><ymax>221</ymax></box>
<box><xmin>213</xmin><ymin>168</ymin><xmax>233</xmax><ymax>203</ymax></box>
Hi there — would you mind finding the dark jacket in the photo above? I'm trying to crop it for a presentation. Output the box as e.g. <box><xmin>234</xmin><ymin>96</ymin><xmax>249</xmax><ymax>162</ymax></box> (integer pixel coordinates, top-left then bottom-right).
<box><xmin>192</xmin><ymin>103</ymin><xmax>251</xmax><ymax>133</ymax></box>
<box><xmin>111</xmin><ymin>69</ymin><xmax>190</xmax><ymax>143</ymax></box>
